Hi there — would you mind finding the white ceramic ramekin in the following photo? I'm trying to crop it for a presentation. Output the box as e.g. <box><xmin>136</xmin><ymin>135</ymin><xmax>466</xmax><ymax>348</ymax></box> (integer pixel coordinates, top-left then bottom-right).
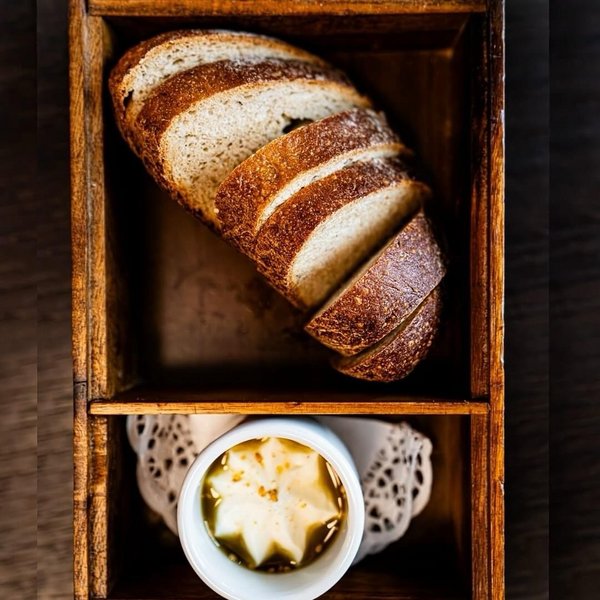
<box><xmin>177</xmin><ymin>417</ymin><xmax>365</xmax><ymax>600</ymax></box>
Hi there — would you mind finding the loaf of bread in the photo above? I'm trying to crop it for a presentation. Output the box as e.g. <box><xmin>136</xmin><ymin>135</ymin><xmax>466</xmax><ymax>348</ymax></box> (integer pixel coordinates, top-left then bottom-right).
<box><xmin>109</xmin><ymin>29</ymin><xmax>327</xmax><ymax>147</ymax></box>
<box><xmin>304</xmin><ymin>211</ymin><xmax>445</xmax><ymax>356</ymax></box>
<box><xmin>109</xmin><ymin>30</ymin><xmax>446</xmax><ymax>382</ymax></box>
<box><xmin>254</xmin><ymin>158</ymin><xmax>429</xmax><ymax>310</ymax></box>
<box><xmin>215</xmin><ymin>109</ymin><xmax>408</xmax><ymax>256</ymax></box>
<box><xmin>135</xmin><ymin>59</ymin><xmax>369</xmax><ymax>227</ymax></box>
<box><xmin>333</xmin><ymin>286</ymin><xmax>442</xmax><ymax>382</ymax></box>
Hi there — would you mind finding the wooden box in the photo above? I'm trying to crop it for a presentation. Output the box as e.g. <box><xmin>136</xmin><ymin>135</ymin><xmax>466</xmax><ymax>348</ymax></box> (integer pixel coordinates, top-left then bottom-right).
<box><xmin>70</xmin><ymin>1</ymin><xmax>504</xmax><ymax>598</ymax></box>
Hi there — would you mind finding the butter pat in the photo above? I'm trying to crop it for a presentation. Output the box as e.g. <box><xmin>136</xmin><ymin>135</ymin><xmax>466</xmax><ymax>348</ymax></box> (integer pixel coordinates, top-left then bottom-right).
<box><xmin>202</xmin><ymin>437</ymin><xmax>345</xmax><ymax>569</ymax></box>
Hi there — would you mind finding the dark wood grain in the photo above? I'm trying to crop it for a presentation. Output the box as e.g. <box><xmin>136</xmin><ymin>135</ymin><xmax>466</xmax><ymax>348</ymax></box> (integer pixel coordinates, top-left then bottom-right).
<box><xmin>504</xmin><ymin>1</ymin><xmax>549</xmax><ymax>599</ymax></box>
<box><xmin>37</xmin><ymin>0</ymin><xmax>75</xmax><ymax>598</ymax></box>
<box><xmin>0</xmin><ymin>3</ymin><xmax>37</xmax><ymax>599</ymax></box>
<box><xmin>550</xmin><ymin>1</ymin><xmax>600</xmax><ymax>598</ymax></box>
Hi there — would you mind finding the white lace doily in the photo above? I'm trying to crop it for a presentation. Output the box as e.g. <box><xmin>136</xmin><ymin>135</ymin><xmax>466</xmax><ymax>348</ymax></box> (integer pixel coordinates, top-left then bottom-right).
<box><xmin>126</xmin><ymin>414</ymin><xmax>432</xmax><ymax>563</ymax></box>
<box><xmin>317</xmin><ymin>417</ymin><xmax>432</xmax><ymax>562</ymax></box>
<box><xmin>127</xmin><ymin>414</ymin><xmax>244</xmax><ymax>532</ymax></box>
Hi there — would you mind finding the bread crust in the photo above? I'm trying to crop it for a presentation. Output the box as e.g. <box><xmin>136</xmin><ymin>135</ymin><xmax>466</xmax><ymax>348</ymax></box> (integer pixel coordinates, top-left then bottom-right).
<box><xmin>305</xmin><ymin>211</ymin><xmax>445</xmax><ymax>356</ymax></box>
<box><xmin>254</xmin><ymin>157</ymin><xmax>427</xmax><ymax>309</ymax></box>
<box><xmin>130</xmin><ymin>59</ymin><xmax>367</xmax><ymax>224</ymax></box>
<box><xmin>108</xmin><ymin>29</ymin><xmax>326</xmax><ymax>144</ymax></box>
<box><xmin>333</xmin><ymin>286</ymin><xmax>442</xmax><ymax>382</ymax></box>
<box><xmin>215</xmin><ymin>109</ymin><xmax>407</xmax><ymax>254</ymax></box>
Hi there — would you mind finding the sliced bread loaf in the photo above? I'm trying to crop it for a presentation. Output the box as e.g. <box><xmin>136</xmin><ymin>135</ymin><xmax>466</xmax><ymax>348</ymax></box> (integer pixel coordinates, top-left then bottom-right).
<box><xmin>215</xmin><ymin>109</ymin><xmax>408</xmax><ymax>255</ymax></box>
<box><xmin>333</xmin><ymin>285</ymin><xmax>442</xmax><ymax>382</ymax></box>
<box><xmin>132</xmin><ymin>59</ymin><xmax>369</xmax><ymax>227</ymax></box>
<box><xmin>109</xmin><ymin>29</ymin><xmax>326</xmax><ymax>143</ymax></box>
<box><xmin>305</xmin><ymin>211</ymin><xmax>445</xmax><ymax>356</ymax></box>
<box><xmin>253</xmin><ymin>158</ymin><xmax>428</xmax><ymax>311</ymax></box>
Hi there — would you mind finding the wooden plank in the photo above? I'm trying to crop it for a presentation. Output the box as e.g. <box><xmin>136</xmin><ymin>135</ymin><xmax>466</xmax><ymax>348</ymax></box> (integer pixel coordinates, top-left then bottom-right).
<box><xmin>469</xmin><ymin>14</ymin><xmax>490</xmax><ymax>397</ymax></box>
<box><xmin>471</xmin><ymin>413</ymin><xmax>490</xmax><ymax>599</ymax></box>
<box><xmin>69</xmin><ymin>0</ymin><xmax>88</xmax><ymax>386</ymax></box>
<box><xmin>89</xmin><ymin>417</ymin><xmax>109</xmax><ymax>598</ymax></box>
<box><xmin>487</xmin><ymin>0</ymin><xmax>505</xmax><ymax>598</ymax></box>
<box><xmin>86</xmin><ymin>14</ymin><xmax>110</xmax><ymax>400</ymax></box>
<box><xmin>69</xmin><ymin>1</ymin><xmax>91</xmax><ymax>596</ymax></box>
<box><xmin>72</xmin><ymin>383</ymin><xmax>89</xmax><ymax>600</ymax></box>
<box><xmin>69</xmin><ymin>0</ymin><xmax>110</xmax><ymax>397</ymax></box>
<box><xmin>91</xmin><ymin>400</ymin><xmax>488</xmax><ymax>415</ymax></box>
<box><xmin>90</xmin><ymin>388</ymin><xmax>489</xmax><ymax>415</ymax></box>
<box><xmin>69</xmin><ymin>2</ymin><xmax>112</xmax><ymax>598</ymax></box>
<box><xmin>89</xmin><ymin>0</ymin><xmax>487</xmax><ymax>17</ymax></box>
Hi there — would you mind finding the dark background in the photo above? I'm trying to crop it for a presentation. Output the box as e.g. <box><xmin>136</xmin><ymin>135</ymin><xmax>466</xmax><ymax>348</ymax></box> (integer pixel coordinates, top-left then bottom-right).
<box><xmin>4</xmin><ymin>0</ymin><xmax>597</xmax><ymax>597</ymax></box>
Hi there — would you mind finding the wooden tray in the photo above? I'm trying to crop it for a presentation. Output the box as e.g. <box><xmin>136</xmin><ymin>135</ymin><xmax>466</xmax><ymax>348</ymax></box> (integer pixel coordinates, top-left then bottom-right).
<box><xmin>70</xmin><ymin>1</ymin><xmax>504</xmax><ymax>598</ymax></box>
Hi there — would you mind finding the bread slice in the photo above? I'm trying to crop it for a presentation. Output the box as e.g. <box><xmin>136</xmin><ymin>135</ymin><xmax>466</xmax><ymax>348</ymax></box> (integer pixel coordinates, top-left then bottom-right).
<box><xmin>253</xmin><ymin>158</ymin><xmax>428</xmax><ymax>311</ymax></box>
<box><xmin>132</xmin><ymin>59</ymin><xmax>369</xmax><ymax>227</ymax></box>
<box><xmin>215</xmin><ymin>109</ymin><xmax>408</xmax><ymax>254</ymax></box>
<box><xmin>333</xmin><ymin>286</ymin><xmax>442</xmax><ymax>382</ymax></box>
<box><xmin>109</xmin><ymin>29</ymin><xmax>326</xmax><ymax>143</ymax></box>
<box><xmin>305</xmin><ymin>211</ymin><xmax>445</xmax><ymax>356</ymax></box>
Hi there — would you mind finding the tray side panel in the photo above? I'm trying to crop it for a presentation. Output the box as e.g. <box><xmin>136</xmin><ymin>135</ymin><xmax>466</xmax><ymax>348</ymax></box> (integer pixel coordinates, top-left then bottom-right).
<box><xmin>469</xmin><ymin>14</ymin><xmax>490</xmax><ymax>398</ymax></box>
<box><xmin>89</xmin><ymin>0</ymin><xmax>487</xmax><ymax>17</ymax></box>
<box><xmin>73</xmin><ymin>383</ymin><xmax>89</xmax><ymax>600</ymax></box>
<box><xmin>71</xmin><ymin>0</ymin><xmax>136</xmax><ymax>596</ymax></box>
<box><xmin>70</xmin><ymin>0</ymin><xmax>88</xmax><ymax>387</ymax></box>
<box><xmin>70</xmin><ymin>0</ymin><xmax>96</xmax><ymax>596</ymax></box>
<box><xmin>70</xmin><ymin>0</ymin><xmax>134</xmax><ymax>401</ymax></box>
<box><xmin>70</xmin><ymin>2</ymin><xmax>108</xmax><ymax>396</ymax></box>
<box><xmin>488</xmin><ymin>0</ymin><xmax>505</xmax><ymax>597</ymax></box>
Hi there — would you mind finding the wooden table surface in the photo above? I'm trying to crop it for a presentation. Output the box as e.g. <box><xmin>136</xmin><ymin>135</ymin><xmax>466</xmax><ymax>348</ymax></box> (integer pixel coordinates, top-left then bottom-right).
<box><xmin>6</xmin><ymin>0</ymin><xmax>599</xmax><ymax>598</ymax></box>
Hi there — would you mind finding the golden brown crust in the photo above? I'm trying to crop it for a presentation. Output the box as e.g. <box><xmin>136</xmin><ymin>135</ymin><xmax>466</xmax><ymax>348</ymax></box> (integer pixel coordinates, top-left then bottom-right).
<box><xmin>254</xmin><ymin>157</ymin><xmax>426</xmax><ymax>308</ymax></box>
<box><xmin>215</xmin><ymin>109</ymin><xmax>406</xmax><ymax>254</ymax></box>
<box><xmin>333</xmin><ymin>286</ymin><xmax>442</xmax><ymax>382</ymax></box>
<box><xmin>305</xmin><ymin>211</ymin><xmax>445</xmax><ymax>356</ymax></box>
<box><xmin>109</xmin><ymin>30</ymin><xmax>200</xmax><ymax>140</ymax></box>
<box><xmin>108</xmin><ymin>29</ymin><xmax>326</xmax><ymax>145</ymax></box>
<box><xmin>131</xmin><ymin>58</ymin><xmax>365</xmax><ymax>208</ymax></box>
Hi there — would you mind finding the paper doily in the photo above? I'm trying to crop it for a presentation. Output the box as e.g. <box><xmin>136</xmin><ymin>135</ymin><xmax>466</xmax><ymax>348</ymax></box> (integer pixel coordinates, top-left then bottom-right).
<box><xmin>127</xmin><ymin>414</ymin><xmax>244</xmax><ymax>533</ymax></box>
<box><xmin>317</xmin><ymin>417</ymin><xmax>432</xmax><ymax>562</ymax></box>
<box><xmin>126</xmin><ymin>414</ymin><xmax>432</xmax><ymax>562</ymax></box>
